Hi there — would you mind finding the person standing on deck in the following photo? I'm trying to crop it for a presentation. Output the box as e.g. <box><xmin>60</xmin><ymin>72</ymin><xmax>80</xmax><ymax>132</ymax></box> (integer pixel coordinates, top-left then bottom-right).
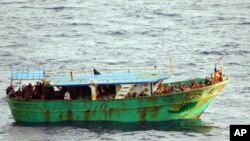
<box><xmin>64</xmin><ymin>91</ymin><xmax>71</xmax><ymax>100</ymax></box>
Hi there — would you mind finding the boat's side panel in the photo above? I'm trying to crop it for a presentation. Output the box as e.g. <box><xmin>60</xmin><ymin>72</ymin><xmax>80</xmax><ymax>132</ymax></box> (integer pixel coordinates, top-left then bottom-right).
<box><xmin>7</xmin><ymin>80</ymin><xmax>228</xmax><ymax>122</ymax></box>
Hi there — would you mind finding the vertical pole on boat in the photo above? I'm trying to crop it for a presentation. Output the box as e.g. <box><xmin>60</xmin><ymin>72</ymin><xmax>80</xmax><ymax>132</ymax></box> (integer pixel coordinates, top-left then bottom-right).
<box><xmin>70</xmin><ymin>71</ymin><xmax>73</xmax><ymax>81</ymax></box>
<box><xmin>219</xmin><ymin>56</ymin><xmax>223</xmax><ymax>76</ymax></box>
<box><xmin>9</xmin><ymin>65</ymin><xmax>13</xmax><ymax>85</ymax></box>
<box><xmin>19</xmin><ymin>80</ymin><xmax>22</xmax><ymax>90</ymax></box>
<box><xmin>27</xmin><ymin>68</ymin><xmax>29</xmax><ymax>79</ymax></box>
<box><xmin>154</xmin><ymin>65</ymin><xmax>157</xmax><ymax>75</ymax></box>
<box><xmin>90</xmin><ymin>80</ymin><xmax>97</xmax><ymax>100</ymax></box>
<box><xmin>168</xmin><ymin>49</ymin><xmax>174</xmax><ymax>77</ymax></box>
<box><xmin>150</xmin><ymin>83</ymin><xmax>153</xmax><ymax>95</ymax></box>
<box><xmin>42</xmin><ymin>67</ymin><xmax>45</xmax><ymax>79</ymax></box>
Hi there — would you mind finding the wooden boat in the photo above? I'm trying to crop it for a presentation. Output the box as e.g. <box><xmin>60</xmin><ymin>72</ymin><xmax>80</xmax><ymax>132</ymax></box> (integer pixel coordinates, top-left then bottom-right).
<box><xmin>6</xmin><ymin>66</ymin><xmax>228</xmax><ymax>123</ymax></box>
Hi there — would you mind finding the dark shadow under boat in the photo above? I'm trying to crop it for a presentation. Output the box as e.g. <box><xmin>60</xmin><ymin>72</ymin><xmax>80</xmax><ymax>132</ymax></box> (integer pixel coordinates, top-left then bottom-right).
<box><xmin>12</xmin><ymin>119</ymin><xmax>213</xmax><ymax>133</ymax></box>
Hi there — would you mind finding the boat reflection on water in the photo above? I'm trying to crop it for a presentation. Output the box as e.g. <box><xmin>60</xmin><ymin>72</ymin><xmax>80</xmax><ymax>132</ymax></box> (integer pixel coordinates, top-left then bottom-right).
<box><xmin>12</xmin><ymin>119</ymin><xmax>213</xmax><ymax>133</ymax></box>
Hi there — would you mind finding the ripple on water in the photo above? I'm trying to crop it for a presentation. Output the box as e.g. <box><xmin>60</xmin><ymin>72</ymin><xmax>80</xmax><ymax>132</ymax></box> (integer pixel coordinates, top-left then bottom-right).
<box><xmin>238</xmin><ymin>22</ymin><xmax>250</xmax><ymax>25</ymax></box>
<box><xmin>44</xmin><ymin>6</ymin><xmax>79</xmax><ymax>11</ymax></box>
<box><xmin>152</xmin><ymin>10</ymin><xmax>181</xmax><ymax>17</ymax></box>
<box><xmin>0</xmin><ymin>0</ymin><xmax>250</xmax><ymax>141</ymax></box>
<box><xmin>199</xmin><ymin>51</ymin><xmax>228</xmax><ymax>56</ymax></box>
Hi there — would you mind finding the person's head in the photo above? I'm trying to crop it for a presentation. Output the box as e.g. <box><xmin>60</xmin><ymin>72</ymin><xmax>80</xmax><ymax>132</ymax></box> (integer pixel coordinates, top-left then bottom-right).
<box><xmin>37</xmin><ymin>81</ymin><xmax>41</xmax><ymax>85</ymax></box>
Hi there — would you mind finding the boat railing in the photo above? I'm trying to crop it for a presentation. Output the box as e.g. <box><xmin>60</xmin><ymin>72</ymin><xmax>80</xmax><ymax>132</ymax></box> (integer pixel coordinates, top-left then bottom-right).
<box><xmin>10</xmin><ymin>67</ymin><xmax>45</xmax><ymax>80</ymax></box>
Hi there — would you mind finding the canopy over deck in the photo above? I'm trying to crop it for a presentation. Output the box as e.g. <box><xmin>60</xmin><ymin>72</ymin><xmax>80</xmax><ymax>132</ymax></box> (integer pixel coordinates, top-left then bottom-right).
<box><xmin>48</xmin><ymin>71</ymin><xmax>169</xmax><ymax>86</ymax></box>
<box><xmin>10</xmin><ymin>67</ymin><xmax>169</xmax><ymax>86</ymax></box>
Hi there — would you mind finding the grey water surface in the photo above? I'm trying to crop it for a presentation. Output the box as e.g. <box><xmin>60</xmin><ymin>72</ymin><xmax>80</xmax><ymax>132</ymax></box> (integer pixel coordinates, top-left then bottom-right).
<box><xmin>0</xmin><ymin>0</ymin><xmax>250</xmax><ymax>140</ymax></box>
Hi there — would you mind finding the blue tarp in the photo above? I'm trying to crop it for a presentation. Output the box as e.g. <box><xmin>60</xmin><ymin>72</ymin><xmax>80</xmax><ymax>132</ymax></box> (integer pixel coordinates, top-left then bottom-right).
<box><xmin>11</xmin><ymin>70</ymin><xmax>45</xmax><ymax>80</ymax></box>
<box><xmin>11</xmin><ymin>68</ymin><xmax>169</xmax><ymax>85</ymax></box>
<box><xmin>47</xmin><ymin>72</ymin><xmax>169</xmax><ymax>86</ymax></box>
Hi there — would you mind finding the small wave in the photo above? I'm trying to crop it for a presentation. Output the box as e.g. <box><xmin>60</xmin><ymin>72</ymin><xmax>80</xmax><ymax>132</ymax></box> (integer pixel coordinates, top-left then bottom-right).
<box><xmin>0</xmin><ymin>1</ymin><xmax>27</xmax><ymax>5</ymax></box>
<box><xmin>57</xmin><ymin>59</ymin><xmax>81</xmax><ymax>64</ymax></box>
<box><xmin>0</xmin><ymin>52</ymin><xmax>13</xmax><ymax>57</ymax></box>
<box><xmin>135</xmin><ymin>31</ymin><xmax>150</xmax><ymax>35</ymax></box>
<box><xmin>241</xmin><ymin>87</ymin><xmax>250</xmax><ymax>94</ymax></box>
<box><xmin>199</xmin><ymin>51</ymin><xmax>227</xmax><ymax>55</ymax></box>
<box><xmin>187</xmin><ymin>63</ymin><xmax>197</xmax><ymax>66</ymax></box>
<box><xmin>212</xmin><ymin>4</ymin><xmax>220</xmax><ymax>7</ymax></box>
<box><xmin>153</xmin><ymin>10</ymin><xmax>180</xmax><ymax>17</ymax></box>
<box><xmin>221</xmin><ymin>42</ymin><xmax>240</xmax><ymax>48</ymax></box>
<box><xmin>238</xmin><ymin>22</ymin><xmax>250</xmax><ymax>25</ymax></box>
<box><xmin>54</xmin><ymin>33</ymin><xmax>71</xmax><ymax>38</ymax></box>
<box><xmin>243</xmin><ymin>87</ymin><xmax>250</xmax><ymax>90</ymax></box>
<box><xmin>227</xmin><ymin>62</ymin><xmax>240</xmax><ymax>66</ymax></box>
<box><xmin>59</xmin><ymin>66</ymin><xmax>66</xmax><ymax>69</ymax></box>
<box><xmin>63</xmin><ymin>16</ymin><xmax>74</xmax><ymax>19</ymax></box>
<box><xmin>99</xmin><ymin>138</ymin><xmax>115</xmax><ymax>141</ymax></box>
<box><xmin>217</xmin><ymin>17</ymin><xmax>225</xmax><ymax>21</ymax></box>
<box><xmin>227</xmin><ymin>49</ymin><xmax>250</xmax><ymax>56</ymax></box>
<box><xmin>70</xmin><ymin>23</ymin><xmax>93</xmax><ymax>26</ymax></box>
<box><xmin>96</xmin><ymin>41</ymin><xmax>107</xmax><ymax>45</ymax></box>
<box><xmin>45</xmin><ymin>6</ymin><xmax>66</xmax><ymax>10</ymax></box>
<box><xmin>44</xmin><ymin>6</ymin><xmax>77</xmax><ymax>11</ymax></box>
<box><xmin>20</xmin><ymin>6</ymin><xmax>34</xmax><ymax>9</ymax></box>
<box><xmin>239</xmin><ymin>50</ymin><xmax>250</xmax><ymax>54</ymax></box>
<box><xmin>105</xmin><ymin>30</ymin><xmax>127</xmax><ymax>36</ymax></box>
<box><xmin>45</xmin><ymin>58</ymin><xmax>55</xmax><ymax>62</ymax></box>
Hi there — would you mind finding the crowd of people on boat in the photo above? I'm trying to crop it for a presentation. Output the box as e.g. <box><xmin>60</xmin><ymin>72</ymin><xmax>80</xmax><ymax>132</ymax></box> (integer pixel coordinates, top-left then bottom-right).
<box><xmin>6</xmin><ymin>81</ymin><xmax>117</xmax><ymax>101</ymax></box>
<box><xmin>6</xmin><ymin>81</ymin><xmax>55</xmax><ymax>100</ymax></box>
<box><xmin>6</xmin><ymin>67</ymin><xmax>224</xmax><ymax>100</ymax></box>
<box><xmin>154</xmin><ymin>68</ymin><xmax>223</xmax><ymax>95</ymax></box>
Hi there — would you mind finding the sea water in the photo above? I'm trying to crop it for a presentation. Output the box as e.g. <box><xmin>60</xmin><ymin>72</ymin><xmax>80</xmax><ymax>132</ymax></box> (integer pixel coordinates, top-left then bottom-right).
<box><xmin>0</xmin><ymin>0</ymin><xmax>250</xmax><ymax>140</ymax></box>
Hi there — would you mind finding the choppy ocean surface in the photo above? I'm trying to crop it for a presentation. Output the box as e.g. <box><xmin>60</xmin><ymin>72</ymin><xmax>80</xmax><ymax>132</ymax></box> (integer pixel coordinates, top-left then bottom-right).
<box><xmin>0</xmin><ymin>0</ymin><xmax>249</xmax><ymax>140</ymax></box>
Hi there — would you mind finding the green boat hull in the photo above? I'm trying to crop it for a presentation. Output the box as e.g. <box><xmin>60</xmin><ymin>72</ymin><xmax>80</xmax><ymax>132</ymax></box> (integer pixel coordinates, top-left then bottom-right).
<box><xmin>7</xmin><ymin>79</ymin><xmax>228</xmax><ymax>123</ymax></box>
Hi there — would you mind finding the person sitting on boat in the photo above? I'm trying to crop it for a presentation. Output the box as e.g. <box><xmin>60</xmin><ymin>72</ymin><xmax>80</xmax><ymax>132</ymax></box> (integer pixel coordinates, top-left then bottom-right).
<box><xmin>6</xmin><ymin>84</ymin><xmax>14</xmax><ymax>96</ymax></box>
<box><xmin>196</xmin><ymin>82</ymin><xmax>205</xmax><ymax>88</ymax></box>
<box><xmin>204</xmin><ymin>77</ymin><xmax>211</xmax><ymax>86</ymax></box>
<box><xmin>64</xmin><ymin>91</ymin><xmax>71</xmax><ymax>100</ymax></box>
<box><xmin>15</xmin><ymin>88</ymin><xmax>23</xmax><ymax>100</ymax></box>
<box><xmin>154</xmin><ymin>88</ymin><xmax>162</xmax><ymax>95</ymax></box>
<box><xmin>178</xmin><ymin>83</ymin><xmax>186</xmax><ymax>91</ymax></box>
<box><xmin>23</xmin><ymin>85</ymin><xmax>32</xmax><ymax>100</ymax></box>
<box><xmin>96</xmin><ymin>87</ymin><xmax>105</xmax><ymax>100</ymax></box>
<box><xmin>34</xmin><ymin>81</ymin><xmax>43</xmax><ymax>99</ymax></box>
<box><xmin>139</xmin><ymin>91</ymin><xmax>147</xmax><ymax>97</ymax></box>
<box><xmin>190</xmin><ymin>80</ymin><xmax>196</xmax><ymax>89</ymax></box>
<box><xmin>132</xmin><ymin>92</ymin><xmax>137</xmax><ymax>97</ymax></box>
<box><xmin>6</xmin><ymin>84</ymin><xmax>15</xmax><ymax>98</ymax></box>
<box><xmin>162</xmin><ymin>84</ymin><xmax>170</xmax><ymax>93</ymax></box>
<box><xmin>28</xmin><ymin>83</ymin><xmax>34</xmax><ymax>93</ymax></box>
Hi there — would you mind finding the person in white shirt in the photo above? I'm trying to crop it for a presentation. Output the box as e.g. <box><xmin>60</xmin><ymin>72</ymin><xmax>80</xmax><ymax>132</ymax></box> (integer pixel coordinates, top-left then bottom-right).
<box><xmin>64</xmin><ymin>91</ymin><xmax>71</xmax><ymax>100</ymax></box>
